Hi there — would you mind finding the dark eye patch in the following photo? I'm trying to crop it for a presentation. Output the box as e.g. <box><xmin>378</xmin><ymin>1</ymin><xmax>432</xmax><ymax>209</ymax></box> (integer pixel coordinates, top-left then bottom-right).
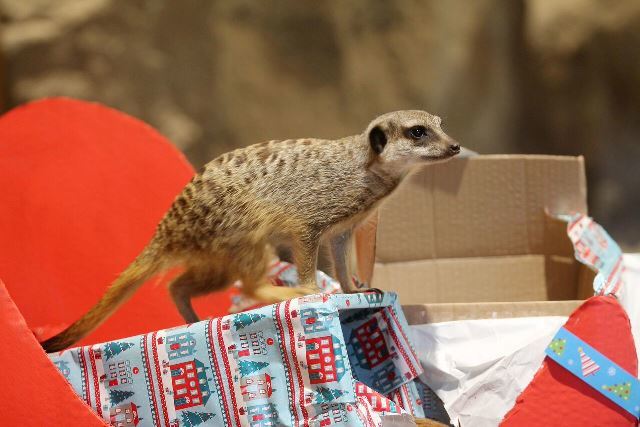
<box><xmin>406</xmin><ymin>125</ymin><xmax>430</xmax><ymax>140</ymax></box>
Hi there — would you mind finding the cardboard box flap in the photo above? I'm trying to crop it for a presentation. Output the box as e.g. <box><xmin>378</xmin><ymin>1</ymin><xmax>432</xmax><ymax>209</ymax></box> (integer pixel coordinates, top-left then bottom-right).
<box><xmin>376</xmin><ymin>155</ymin><xmax>587</xmax><ymax>263</ymax></box>
<box><xmin>401</xmin><ymin>300</ymin><xmax>584</xmax><ymax>324</ymax></box>
<box><xmin>373</xmin><ymin>254</ymin><xmax>585</xmax><ymax>303</ymax></box>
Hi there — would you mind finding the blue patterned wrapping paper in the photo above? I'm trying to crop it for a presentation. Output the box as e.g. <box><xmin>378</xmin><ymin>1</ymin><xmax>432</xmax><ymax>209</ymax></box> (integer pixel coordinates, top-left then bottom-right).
<box><xmin>49</xmin><ymin>291</ymin><xmax>425</xmax><ymax>427</ymax></box>
<box><xmin>565</xmin><ymin>213</ymin><xmax>625</xmax><ymax>296</ymax></box>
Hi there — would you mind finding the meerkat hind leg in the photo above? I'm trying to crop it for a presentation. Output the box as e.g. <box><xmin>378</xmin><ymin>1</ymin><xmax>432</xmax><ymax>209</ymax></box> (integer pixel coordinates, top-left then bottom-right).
<box><xmin>168</xmin><ymin>265</ymin><xmax>229</xmax><ymax>324</ymax></box>
<box><xmin>239</xmin><ymin>241</ymin><xmax>316</xmax><ymax>303</ymax></box>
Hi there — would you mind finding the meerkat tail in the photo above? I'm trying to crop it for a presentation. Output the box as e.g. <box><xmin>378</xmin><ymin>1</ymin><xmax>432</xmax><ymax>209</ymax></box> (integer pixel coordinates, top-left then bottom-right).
<box><xmin>40</xmin><ymin>246</ymin><xmax>163</xmax><ymax>353</ymax></box>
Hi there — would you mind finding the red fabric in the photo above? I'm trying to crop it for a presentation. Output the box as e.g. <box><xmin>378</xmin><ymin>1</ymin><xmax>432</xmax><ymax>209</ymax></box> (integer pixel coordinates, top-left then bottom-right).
<box><xmin>0</xmin><ymin>279</ymin><xmax>108</xmax><ymax>426</ymax></box>
<box><xmin>0</xmin><ymin>98</ymin><xmax>234</xmax><ymax>347</ymax></box>
<box><xmin>501</xmin><ymin>296</ymin><xmax>638</xmax><ymax>426</ymax></box>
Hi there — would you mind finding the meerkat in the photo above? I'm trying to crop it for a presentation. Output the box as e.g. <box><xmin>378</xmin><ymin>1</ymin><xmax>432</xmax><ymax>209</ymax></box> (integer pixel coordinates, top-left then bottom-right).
<box><xmin>41</xmin><ymin>110</ymin><xmax>460</xmax><ymax>352</ymax></box>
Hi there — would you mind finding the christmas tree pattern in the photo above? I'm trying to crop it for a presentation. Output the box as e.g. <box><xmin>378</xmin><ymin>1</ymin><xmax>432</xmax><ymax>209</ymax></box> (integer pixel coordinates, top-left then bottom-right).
<box><xmin>602</xmin><ymin>382</ymin><xmax>632</xmax><ymax>400</ymax></box>
<box><xmin>103</xmin><ymin>341</ymin><xmax>135</xmax><ymax>360</ymax></box>
<box><xmin>180</xmin><ymin>410</ymin><xmax>216</xmax><ymax>426</ymax></box>
<box><xmin>233</xmin><ymin>313</ymin><xmax>266</xmax><ymax>330</ymax></box>
<box><xmin>548</xmin><ymin>338</ymin><xmax>566</xmax><ymax>356</ymax></box>
<box><xmin>578</xmin><ymin>347</ymin><xmax>600</xmax><ymax>377</ymax></box>
<box><xmin>313</xmin><ymin>387</ymin><xmax>347</xmax><ymax>404</ymax></box>
<box><xmin>238</xmin><ymin>360</ymin><xmax>269</xmax><ymax>377</ymax></box>
<box><xmin>109</xmin><ymin>389</ymin><xmax>134</xmax><ymax>405</ymax></box>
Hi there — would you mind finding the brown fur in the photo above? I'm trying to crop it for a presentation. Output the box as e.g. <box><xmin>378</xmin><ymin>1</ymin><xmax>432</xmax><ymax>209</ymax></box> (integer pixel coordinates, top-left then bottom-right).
<box><xmin>41</xmin><ymin>110</ymin><xmax>459</xmax><ymax>352</ymax></box>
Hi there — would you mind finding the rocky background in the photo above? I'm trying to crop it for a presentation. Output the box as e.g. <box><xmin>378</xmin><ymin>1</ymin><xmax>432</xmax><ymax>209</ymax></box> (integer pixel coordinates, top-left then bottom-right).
<box><xmin>1</xmin><ymin>0</ymin><xmax>639</xmax><ymax>249</ymax></box>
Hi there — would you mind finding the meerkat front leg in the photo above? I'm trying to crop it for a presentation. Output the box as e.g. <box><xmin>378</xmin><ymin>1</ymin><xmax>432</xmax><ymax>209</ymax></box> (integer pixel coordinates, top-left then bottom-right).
<box><xmin>329</xmin><ymin>229</ymin><xmax>356</xmax><ymax>293</ymax></box>
<box><xmin>291</xmin><ymin>232</ymin><xmax>322</xmax><ymax>291</ymax></box>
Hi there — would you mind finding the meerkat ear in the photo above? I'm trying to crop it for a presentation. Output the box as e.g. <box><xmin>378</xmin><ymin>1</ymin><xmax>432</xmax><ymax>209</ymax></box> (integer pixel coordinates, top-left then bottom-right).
<box><xmin>369</xmin><ymin>126</ymin><xmax>387</xmax><ymax>154</ymax></box>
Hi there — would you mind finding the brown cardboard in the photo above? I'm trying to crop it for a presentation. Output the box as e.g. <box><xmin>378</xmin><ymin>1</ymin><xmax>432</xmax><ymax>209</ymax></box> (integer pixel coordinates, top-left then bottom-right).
<box><xmin>401</xmin><ymin>301</ymin><xmax>584</xmax><ymax>325</ymax></box>
<box><xmin>359</xmin><ymin>155</ymin><xmax>594</xmax><ymax>322</ymax></box>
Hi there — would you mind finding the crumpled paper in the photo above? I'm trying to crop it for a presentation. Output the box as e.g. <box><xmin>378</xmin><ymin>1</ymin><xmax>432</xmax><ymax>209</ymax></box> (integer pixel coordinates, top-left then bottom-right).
<box><xmin>619</xmin><ymin>254</ymin><xmax>640</xmax><ymax>362</ymax></box>
<box><xmin>412</xmin><ymin>316</ymin><xmax>567</xmax><ymax>427</ymax></box>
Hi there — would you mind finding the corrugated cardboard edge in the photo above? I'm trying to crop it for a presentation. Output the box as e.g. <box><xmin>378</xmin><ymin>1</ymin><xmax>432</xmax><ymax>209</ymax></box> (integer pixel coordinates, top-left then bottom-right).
<box><xmin>401</xmin><ymin>301</ymin><xmax>583</xmax><ymax>324</ymax></box>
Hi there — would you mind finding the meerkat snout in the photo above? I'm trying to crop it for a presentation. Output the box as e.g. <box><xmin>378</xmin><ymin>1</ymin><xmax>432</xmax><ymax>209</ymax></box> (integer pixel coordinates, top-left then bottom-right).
<box><xmin>448</xmin><ymin>141</ymin><xmax>461</xmax><ymax>154</ymax></box>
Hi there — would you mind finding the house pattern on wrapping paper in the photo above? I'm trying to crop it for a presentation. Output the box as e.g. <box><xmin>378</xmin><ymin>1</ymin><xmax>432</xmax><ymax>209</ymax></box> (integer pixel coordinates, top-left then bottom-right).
<box><xmin>298</xmin><ymin>302</ymin><xmax>349</xmax><ymax>387</ymax></box>
<box><xmin>347</xmin><ymin>315</ymin><xmax>404</xmax><ymax>391</ymax></box>
<box><xmin>305</xmin><ymin>334</ymin><xmax>347</xmax><ymax>385</ymax></box>
<box><xmin>54</xmin><ymin>360</ymin><xmax>71</xmax><ymax>379</ymax></box>
<box><xmin>350</xmin><ymin>318</ymin><xmax>391</xmax><ymax>369</ymax></box>
<box><xmin>241</xmin><ymin>373</ymin><xmax>274</xmax><ymax>402</ymax></box>
<box><xmin>355</xmin><ymin>382</ymin><xmax>399</xmax><ymax>414</ymax></box>
<box><xmin>300</xmin><ymin>307</ymin><xmax>334</xmax><ymax>334</ymax></box>
<box><xmin>225</xmin><ymin>330</ymin><xmax>276</xmax><ymax>361</ymax></box>
<box><xmin>165</xmin><ymin>331</ymin><xmax>197</xmax><ymax>361</ymax></box>
<box><xmin>104</xmin><ymin>359</ymin><xmax>135</xmax><ymax>387</ymax></box>
<box><xmin>246</xmin><ymin>402</ymin><xmax>279</xmax><ymax>427</ymax></box>
<box><xmin>316</xmin><ymin>403</ymin><xmax>349</xmax><ymax>426</ymax></box>
<box><xmin>169</xmin><ymin>358</ymin><xmax>212</xmax><ymax>410</ymax></box>
<box><xmin>110</xmin><ymin>402</ymin><xmax>141</xmax><ymax>427</ymax></box>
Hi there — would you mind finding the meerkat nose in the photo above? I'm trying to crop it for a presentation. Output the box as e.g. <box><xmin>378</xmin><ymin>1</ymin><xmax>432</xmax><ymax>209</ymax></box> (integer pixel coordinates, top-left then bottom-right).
<box><xmin>448</xmin><ymin>142</ymin><xmax>461</xmax><ymax>154</ymax></box>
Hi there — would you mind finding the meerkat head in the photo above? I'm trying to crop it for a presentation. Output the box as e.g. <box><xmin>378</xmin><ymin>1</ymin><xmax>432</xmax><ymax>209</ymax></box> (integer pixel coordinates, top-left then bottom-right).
<box><xmin>365</xmin><ymin>110</ymin><xmax>460</xmax><ymax>174</ymax></box>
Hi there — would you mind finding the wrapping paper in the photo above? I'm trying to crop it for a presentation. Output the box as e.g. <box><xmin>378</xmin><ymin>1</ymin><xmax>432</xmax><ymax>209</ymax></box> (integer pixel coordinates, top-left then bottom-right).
<box><xmin>565</xmin><ymin>213</ymin><xmax>624</xmax><ymax>296</ymax></box>
<box><xmin>49</xmin><ymin>291</ymin><xmax>428</xmax><ymax>427</ymax></box>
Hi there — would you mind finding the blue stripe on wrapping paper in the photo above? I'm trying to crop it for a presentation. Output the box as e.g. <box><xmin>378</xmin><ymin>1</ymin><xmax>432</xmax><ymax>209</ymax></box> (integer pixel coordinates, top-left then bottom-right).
<box><xmin>545</xmin><ymin>327</ymin><xmax>640</xmax><ymax>418</ymax></box>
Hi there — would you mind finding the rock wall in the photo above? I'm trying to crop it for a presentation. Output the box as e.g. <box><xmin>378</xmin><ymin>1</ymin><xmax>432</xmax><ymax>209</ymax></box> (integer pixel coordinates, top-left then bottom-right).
<box><xmin>1</xmin><ymin>0</ymin><xmax>639</xmax><ymax>248</ymax></box>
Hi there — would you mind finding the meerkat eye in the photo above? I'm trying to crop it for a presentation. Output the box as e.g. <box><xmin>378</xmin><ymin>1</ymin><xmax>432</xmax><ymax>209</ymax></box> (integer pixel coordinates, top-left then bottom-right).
<box><xmin>407</xmin><ymin>126</ymin><xmax>428</xmax><ymax>140</ymax></box>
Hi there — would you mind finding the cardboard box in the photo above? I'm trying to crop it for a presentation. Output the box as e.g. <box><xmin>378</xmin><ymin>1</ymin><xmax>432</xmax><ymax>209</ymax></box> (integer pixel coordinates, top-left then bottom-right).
<box><xmin>356</xmin><ymin>155</ymin><xmax>596</xmax><ymax>323</ymax></box>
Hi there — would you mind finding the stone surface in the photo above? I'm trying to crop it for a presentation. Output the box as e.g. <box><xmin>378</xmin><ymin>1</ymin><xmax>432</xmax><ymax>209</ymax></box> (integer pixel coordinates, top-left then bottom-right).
<box><xmin>0</xmin><ymin>0</ymin><xmax>639</xmax><ymax>248</ymax></box>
